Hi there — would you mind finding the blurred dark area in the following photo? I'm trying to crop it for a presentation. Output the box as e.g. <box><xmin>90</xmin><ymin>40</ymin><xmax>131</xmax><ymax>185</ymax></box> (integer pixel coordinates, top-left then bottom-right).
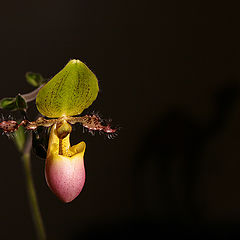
<box><xmin>1</xmin><ymin>0</ymin><xmax>240</xmax><ymax>239</ymax></box>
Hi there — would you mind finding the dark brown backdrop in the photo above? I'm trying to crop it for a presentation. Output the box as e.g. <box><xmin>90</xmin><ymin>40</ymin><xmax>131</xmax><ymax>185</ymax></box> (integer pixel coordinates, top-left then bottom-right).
<box><xmin>1</xmin><ymin>1</ymin><xmax>240</xmax><ymax>239</ymax></box>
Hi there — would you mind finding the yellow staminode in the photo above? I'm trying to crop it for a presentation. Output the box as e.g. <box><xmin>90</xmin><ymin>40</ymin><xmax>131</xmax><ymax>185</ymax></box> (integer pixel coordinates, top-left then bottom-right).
<box><xmin>47</xmin><ymin>121</ymin><xmax>86</xmax><ymax>159</ymax></box>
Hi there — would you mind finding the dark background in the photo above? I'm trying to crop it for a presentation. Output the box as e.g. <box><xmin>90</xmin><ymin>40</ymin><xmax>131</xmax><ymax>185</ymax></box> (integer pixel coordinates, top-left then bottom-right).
<box><xmin>1</xmin><ymin>0</ymin><xmax>240</xmax><ymax>239</ymax></box>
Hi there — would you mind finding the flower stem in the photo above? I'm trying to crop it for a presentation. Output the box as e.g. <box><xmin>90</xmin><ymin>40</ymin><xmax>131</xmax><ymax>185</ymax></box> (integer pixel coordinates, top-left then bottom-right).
<box><xmin>22</xmin><ymin>83</ymin><xmax>45</xmax><ymax>102</ymax></box>
<box><xmin>22</xmin><ymin>153</ymin><xmax>46</xmax><ymax>240</ymax></box>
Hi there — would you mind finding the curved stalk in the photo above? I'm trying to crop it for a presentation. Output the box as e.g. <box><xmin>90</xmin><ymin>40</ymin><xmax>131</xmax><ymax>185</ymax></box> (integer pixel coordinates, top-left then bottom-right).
<box><xmin>21</xmin><ymin>133</ymin><xmax>46</xmax><ymax>240</ymax></box>
<box><xmin>22</xmin><ymin>84</ymin><xmax>45</xmax><ymax>102</ymax></box>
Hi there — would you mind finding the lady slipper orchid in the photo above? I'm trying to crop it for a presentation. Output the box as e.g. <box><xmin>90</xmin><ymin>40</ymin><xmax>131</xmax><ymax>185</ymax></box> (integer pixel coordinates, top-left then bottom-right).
<box><xmin>0</xmin><ymin>59</ymin><xmax>118</xmax><ymax>204</ymax></box>
<box><xmin>37</xmin><ymin>59</ymin><xmax>97</xmax><ymax>202</ymax></box>
<box><xmin>45</xmin><ymin>120</ymin><xmax>86</xmax><ymax>203</ymax></box>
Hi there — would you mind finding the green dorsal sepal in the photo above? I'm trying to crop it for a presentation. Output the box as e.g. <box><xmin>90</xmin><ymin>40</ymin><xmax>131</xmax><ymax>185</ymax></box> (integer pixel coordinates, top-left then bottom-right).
<box><xmin>36</xmin><ymin>59</ymin><xmax>99</xmax><ymax>118</ymax></box>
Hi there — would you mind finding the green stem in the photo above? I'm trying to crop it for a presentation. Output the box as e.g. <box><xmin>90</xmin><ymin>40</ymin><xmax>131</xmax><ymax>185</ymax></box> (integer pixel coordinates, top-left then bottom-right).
<box><xmin>22</xmin><ymin>153</ymin><xmax>46</xmax><ymax>240</ymax></box>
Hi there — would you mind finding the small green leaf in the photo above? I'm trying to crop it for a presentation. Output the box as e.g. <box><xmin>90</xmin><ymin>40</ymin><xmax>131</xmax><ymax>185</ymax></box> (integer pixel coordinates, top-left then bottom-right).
<box><xmin>26</xmin><ymin>72</ymin><xmax>44</xmax><ymax>87</ymax></box>
<box><xmin>16</xmin><ymin>94</ymin><xmax>27</xmax><ymax>110</ymax></box>
<box><xmin>0</xmin><ymin>97</ymin><xmax>17</xmax><ymax>110</ymax></box>
<box><xmin>36</xmin><ymin>59</ymin><xmax>99</xmax><ymax>118</ymax></box>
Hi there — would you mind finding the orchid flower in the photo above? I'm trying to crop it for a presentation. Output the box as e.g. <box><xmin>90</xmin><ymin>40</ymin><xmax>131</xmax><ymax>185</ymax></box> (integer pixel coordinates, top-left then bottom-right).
<box><xmin>0</xmin><ymin>59</ymin><xmax>117</xmax><ymax>203</ymax></box>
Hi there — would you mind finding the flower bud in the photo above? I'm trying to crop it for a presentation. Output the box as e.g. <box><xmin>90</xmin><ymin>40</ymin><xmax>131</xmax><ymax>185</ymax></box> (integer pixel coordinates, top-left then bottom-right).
<box><xmin>45</xmin><ymin>122</ymin><xmax>86</xmax><ymax>203</ymax></box>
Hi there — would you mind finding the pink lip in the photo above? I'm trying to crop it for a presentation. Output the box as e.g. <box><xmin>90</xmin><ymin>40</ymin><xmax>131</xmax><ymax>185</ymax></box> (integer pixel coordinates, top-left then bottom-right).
<box><xmin>45</xmin><ymin>123</ymin><xmax>86</xmax><ymax>203</ymax></box>
<box><xmin>45</xmin><ymin>154</ymin><xmax>85</xmax><ymax>203</ymax></box>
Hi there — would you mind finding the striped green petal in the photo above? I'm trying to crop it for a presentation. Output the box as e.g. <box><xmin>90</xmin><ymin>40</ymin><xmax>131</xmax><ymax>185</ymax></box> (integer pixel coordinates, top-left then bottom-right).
<box><xmin>36</xmin><ymin>59</ymin><xmax>99</xmax><ymax>118</ymax></box>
